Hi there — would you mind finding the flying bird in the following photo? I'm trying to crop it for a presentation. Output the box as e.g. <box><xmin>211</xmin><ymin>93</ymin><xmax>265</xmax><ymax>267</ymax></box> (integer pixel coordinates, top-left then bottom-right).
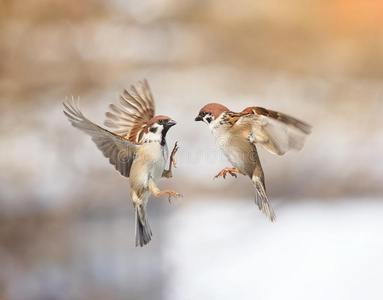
<box><xmin>195</xmin><ymin>103</ymin><xmax>312</xmax><ymax>221</ymax></box>
<box><xmin>63</xmin><ymin>80</ymin><xmax>181</xmax><ymax>247</ymax></box>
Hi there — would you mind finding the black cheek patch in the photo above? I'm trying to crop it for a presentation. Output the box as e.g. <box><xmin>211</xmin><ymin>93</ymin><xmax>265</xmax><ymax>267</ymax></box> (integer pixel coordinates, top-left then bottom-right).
<box><xmin>206</xmin><ymin>117</ymin><xmax>212</xmax><ymax>123</ymax></box>
<box><xmin>150</xmin><ymin>126</ymin><xmax>157</xmax><ymax>133</ymax></box>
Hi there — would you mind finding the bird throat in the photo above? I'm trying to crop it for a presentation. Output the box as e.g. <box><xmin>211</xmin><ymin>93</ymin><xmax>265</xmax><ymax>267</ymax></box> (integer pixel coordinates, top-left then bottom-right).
<box><xmin>160</xmin><ymin>128</ymin><xmax>170</xmax><ymax>146</ymax></box>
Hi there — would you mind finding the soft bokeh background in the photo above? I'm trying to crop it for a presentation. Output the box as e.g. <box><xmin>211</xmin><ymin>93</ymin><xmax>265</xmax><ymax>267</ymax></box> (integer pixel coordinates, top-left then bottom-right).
<box><xmin>1</xmin><ymin>1</ymin><xmax>383</xmax><ymax>299</ymax></box>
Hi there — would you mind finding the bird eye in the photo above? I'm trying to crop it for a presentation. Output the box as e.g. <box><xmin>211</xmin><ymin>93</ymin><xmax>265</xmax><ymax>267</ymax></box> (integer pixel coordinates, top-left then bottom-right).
<box><xmin>158</xmin><ymin>119</ymin><xmax>165</xmax><ymax>125</ymax></box>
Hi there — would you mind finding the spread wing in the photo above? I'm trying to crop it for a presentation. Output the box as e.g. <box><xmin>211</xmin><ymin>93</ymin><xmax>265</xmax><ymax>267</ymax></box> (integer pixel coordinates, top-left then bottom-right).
<box><xmin>104</xmin><ymin>79</ymin><xmax>155</xmax><ymax>143</ymax></box>
<box><xmin>240</xmin><ymin>106</ymin><xmax>312</xmax><ymax>155</ymax></box>
<box><xmin>63</xmin><ymin>98</ymin><xmax>139</xmax><ymax>177</ymax></box>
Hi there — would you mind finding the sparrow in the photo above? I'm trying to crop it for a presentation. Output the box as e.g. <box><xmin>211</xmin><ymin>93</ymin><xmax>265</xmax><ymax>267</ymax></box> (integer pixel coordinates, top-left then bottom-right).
<box><xmin>195</xmin><ymin>103</ymin><xmax>312</xmax><ymax>221</ymax></box>
<box><xmin>63</xmin><ymin>79</ymin><xmax>181</xmax><ymax>247</ymax></box>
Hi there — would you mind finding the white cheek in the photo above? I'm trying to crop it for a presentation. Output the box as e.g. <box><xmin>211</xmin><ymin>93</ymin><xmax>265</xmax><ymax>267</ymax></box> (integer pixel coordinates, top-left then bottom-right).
<box><xmin>145</xmin><ymin>132</ymin><xmax>157</xmax><ymax>140</ymax></box>
<box><xmin>142</xmin><ymin>125</ymin><xmax>163</xmax><ymax>142</ymax></box>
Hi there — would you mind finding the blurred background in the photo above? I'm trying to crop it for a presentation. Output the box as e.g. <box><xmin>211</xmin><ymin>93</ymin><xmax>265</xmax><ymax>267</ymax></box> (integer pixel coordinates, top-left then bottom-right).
<box><xmin>1</xmin><ymin>0</ymin><xmax>383</xmax><ymax>299</ymax></box>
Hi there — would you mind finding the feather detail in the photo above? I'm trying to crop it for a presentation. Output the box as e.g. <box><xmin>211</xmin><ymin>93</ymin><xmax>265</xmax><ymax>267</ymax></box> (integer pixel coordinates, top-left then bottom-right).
<box><xmin>240</xmin><ymin>106</ymin><xmax>312</xmax><ymax>155</ymax></box>
<box><xmin>135</xmin><ymin>205</ymin><xmax>152</xmax><ymax>247</ymax></box>
<box><xmin>253</xmin><ymin>175</ymin><xmax>276</xmax><ymax>222</ymax></box>
<box><xmin>63</xmin><ymin>97</ymin><xmax>139</xmax><ymax>177</ymax></box>
<box><xmin>222</xmin><ymin>112</ymin><xmax>242</xmax><ymax>127</ymax></box>
<box><xmin>104</xmin><ymin>79</ymin><xmax>155</xmax><ymax>143</ymax></box>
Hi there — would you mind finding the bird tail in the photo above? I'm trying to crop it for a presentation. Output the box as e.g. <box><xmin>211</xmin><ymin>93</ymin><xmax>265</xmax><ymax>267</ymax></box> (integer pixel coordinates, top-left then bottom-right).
<box><xmin>135</xmin><ymin>204</ymin><xmax>152</xmax><ymax>247</ymax></box>
<box><xmin>253</xmin><ymin>175</ymin><xmax>276</xmax><ymax>222</ymax></box>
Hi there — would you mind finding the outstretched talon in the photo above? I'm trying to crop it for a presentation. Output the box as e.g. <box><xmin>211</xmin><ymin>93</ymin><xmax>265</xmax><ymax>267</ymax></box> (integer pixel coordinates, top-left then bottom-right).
<box><xmin>214</xmin><ymin>167</ymin><xmax>242</xmax><ymax>179</ymax></box>
<box><xmin>159</xmin><ymin>189</ymin><xmax>183</xmax><ymax>203</ymax></box>
<box><xmin>169</xmin><ymin>141</ymin><xmax>179</xmax><ymax>171</ymax></box>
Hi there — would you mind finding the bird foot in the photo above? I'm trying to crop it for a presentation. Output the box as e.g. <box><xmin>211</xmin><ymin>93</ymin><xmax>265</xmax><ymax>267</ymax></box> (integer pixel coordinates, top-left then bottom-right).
<box><xmin>159</xmin><ymin>190</ymin><xmax>183</xmax><ymax>203</ymax></box>
<box><xmin>214</xmin><ymin>167</ymin><xmax>241</xmax><ymax>179</ymax></box>
<box><xmin>169</xmin><ymin>141</ymin><xmax>179</xmax><ymax>170</ymax></box>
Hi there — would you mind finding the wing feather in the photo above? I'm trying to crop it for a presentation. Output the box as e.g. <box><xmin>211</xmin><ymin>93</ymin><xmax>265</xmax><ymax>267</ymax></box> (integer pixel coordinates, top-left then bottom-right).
<box><xmin>63</xmin><ymin>97</ymin><xmax>139</xmax><ymax>177</ymax></box>
<box><xmin>104</xmin><ymin>79</ymin><xmax>155</xmax><ymax>143</ymax></box>
<box><xmin>240</xmin><ymin>106</ymin><xmax>312</xmax><ymax>155</ymax></box>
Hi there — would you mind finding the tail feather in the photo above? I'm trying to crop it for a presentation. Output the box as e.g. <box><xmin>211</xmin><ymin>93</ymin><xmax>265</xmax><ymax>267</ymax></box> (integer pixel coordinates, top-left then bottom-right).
<box><xmin>253</xmin><ymin>177</ymin><xmax>276</xmax><ymax>222</ymax></box>
<box><xmin>135</xmin><ymin>205</ymin><xmax>152</xmax><ymax>247</ymax></box>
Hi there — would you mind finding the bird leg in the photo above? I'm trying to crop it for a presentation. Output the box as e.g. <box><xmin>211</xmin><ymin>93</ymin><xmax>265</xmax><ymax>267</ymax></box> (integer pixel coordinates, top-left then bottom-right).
<box><xmin>148</xmin><ymin>179</ymin><xmax>182</xmax><ymax>203</ymax></box>
<box><xmin>162</xmin><ymin>141</ymin><xmax>179</xmax><ymax>178</ymax></box>
<box><xmin>169</xmin><ymin>141</ymin><xmax>179</xmax><ymax>170</ymax></box>
<box><xmin>214</xmin><ymin>167</ymin><xmax>244</xmax><ymax>179</ymax></box>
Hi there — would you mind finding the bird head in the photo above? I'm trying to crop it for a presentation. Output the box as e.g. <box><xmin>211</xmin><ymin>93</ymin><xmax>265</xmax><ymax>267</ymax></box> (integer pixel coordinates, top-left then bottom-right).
<box><xmin>143</xmin><ymin>115</ymin><xmax>176</xmax><ymax>144</ymax></box>
<box><xmin>194</xmin><ymin>103</ymin><xmax>229</xmax><ymax>125</ymax></box>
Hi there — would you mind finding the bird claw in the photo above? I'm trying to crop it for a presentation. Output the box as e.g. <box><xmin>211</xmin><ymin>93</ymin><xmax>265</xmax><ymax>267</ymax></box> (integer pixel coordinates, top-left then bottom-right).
<box><xmin>214</xmin><ymin>167</ymin><xmax>239</xmax><ymax>180</ymax></box>
<box><xmin>159</xmin><ymin>189</ymin><xmax>182</xmax><ymax>203</ymax></box>
<box><xmin>167</xmin><ymin>190</ymin><xmax>183</xmax><ymax>203</ymax></box>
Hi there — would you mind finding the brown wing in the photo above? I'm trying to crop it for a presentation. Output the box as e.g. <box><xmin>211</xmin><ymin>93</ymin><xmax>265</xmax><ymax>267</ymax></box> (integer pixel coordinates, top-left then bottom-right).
<box><xmin>104</xmin><ymin>79</ymin><xmax>155</xmax><ymax>143</ymax></box>
<box><xmin>63</xmin><ymin>98</ymin><xmax>139</xmax><ymax>177</ymax></box>
<box><xmin>240</xmin><ymin>106</ymin><xmax>312</xmax><ymax>155</ymax></box>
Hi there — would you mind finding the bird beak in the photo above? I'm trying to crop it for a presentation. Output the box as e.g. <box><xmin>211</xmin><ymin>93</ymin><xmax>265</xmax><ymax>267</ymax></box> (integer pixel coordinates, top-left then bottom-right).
<box><xmin>195</xmin><ymin>114</ymin><xmax>203</xmax><ymax>121</ymax></box>
<box><xmin>166</xmin><ymin>119</ymin><xmax>177</xmax><ymax>128</ymax></box>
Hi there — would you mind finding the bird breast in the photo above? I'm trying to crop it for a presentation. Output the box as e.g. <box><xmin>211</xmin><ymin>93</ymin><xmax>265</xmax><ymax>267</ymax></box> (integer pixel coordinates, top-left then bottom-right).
<box><xmin>211</xmin><ymin>124</ymin><xmax>257</xmax><ymax>176</ymax></box>
<box><xmin>129</xmin><ymin>142</ymin><xmax>168</xmax><ymax>191</ymax></box>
